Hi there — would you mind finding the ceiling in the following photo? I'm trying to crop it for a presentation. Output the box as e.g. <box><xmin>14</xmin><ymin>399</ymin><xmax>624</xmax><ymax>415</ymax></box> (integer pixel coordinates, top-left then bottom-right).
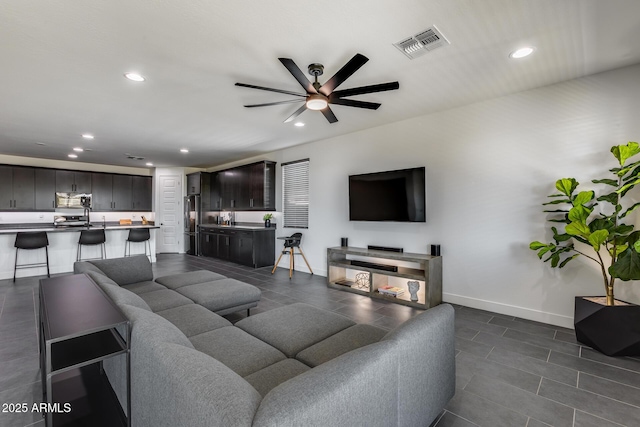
<box><xmin>1</xmin><ymin>0</ymin><xmax>640</xmax><ymax>169</ymax></box>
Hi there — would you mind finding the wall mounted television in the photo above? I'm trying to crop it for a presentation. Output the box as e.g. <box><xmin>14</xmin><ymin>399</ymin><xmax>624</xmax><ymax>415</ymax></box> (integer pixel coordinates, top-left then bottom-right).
<box><xmin>349</xmin><ymin>167</ymin><xmax>426</xmax><ymax>222</ymax></box>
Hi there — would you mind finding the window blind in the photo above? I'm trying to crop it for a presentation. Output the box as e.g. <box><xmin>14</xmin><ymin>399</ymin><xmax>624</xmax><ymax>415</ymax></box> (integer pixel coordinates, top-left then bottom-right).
<box><xmin>282</xmin><ymin>159</ymin><xmax>309</xmax><ymax>228</ymax></box>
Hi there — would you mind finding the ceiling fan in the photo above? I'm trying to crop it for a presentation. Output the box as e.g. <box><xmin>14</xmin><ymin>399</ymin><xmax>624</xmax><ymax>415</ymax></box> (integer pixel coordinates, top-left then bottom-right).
<box><xmin>235</xmin><ymin>53</ymin><xmax>399</xmax><ymax>124</ymax></box>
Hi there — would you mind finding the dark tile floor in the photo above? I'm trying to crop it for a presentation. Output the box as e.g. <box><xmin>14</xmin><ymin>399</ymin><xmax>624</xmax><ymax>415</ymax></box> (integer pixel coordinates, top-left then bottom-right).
<box><xmin>1</xmin><ymin>253</ymin><xmax>640</xmax><ymax>426</ymax></box>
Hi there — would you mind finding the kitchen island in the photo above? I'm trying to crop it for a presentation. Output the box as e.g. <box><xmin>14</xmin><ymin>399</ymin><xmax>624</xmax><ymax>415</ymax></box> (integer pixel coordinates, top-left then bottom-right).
<box><xmin>199</xmin><ymin>223</ymin><xmax>275</xmax><ymax>268</ymax></box>
<box><xmin>0</xmin><ymin>222</ymin><xmax>159</xmax><ymax>280</ymax></box>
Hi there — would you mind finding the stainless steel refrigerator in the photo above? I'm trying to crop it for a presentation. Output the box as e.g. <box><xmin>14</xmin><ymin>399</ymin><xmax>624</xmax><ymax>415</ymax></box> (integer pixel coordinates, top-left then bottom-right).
<box><xmin>184</xmin><ymin>194</ymin><xmax>201</xmax><ymax>255</ymax></box>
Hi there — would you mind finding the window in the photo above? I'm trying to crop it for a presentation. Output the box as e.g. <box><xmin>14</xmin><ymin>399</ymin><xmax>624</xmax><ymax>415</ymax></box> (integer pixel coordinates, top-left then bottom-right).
<box><xmin>282</xmin><ymin>159</ymin><xmax>309</xmax><ymax>228</ymax></box>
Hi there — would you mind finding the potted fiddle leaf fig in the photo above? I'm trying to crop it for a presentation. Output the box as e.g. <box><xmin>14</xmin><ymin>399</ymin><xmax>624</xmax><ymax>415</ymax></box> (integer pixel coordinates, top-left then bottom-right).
<box><xmin>530</xmin><ymin>141</ymin><xmax>640</xmax><ymax>356</ymax></box>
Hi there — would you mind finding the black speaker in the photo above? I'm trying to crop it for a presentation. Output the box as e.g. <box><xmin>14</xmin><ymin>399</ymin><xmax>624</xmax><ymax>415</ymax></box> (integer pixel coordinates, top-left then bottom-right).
<box><xmin>341</xmin><ymin>237</ymin><xmax>349</xmax><ymax>247</ymax></box>
<box><xmin>430</xmin><ymin>244</ymin><xmax>441</xmax><ymax>256</ymax></box>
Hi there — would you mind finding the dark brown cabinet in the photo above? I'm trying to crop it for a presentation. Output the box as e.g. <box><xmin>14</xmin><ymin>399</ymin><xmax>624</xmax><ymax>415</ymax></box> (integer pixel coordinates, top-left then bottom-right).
<box><xmin>132</xmin><ymin>176</ymin><xmax>152</xmax><ymax>211</ymax></box>
<box><xmin>35</xmin><ymin>169</ymin><xmax>56</xmax><ymax>210</ymax></box>
<box><xmin>91</xmin><ymin>173</ymin><xmax>133</xmax><ymax>211</ymax></box>
<box><xmin>0</xmin><ymin>164</ymin><xmax>152</xmax><ymax>212</ymax></box>
<box><xmin>0</xmin><ymin>166</ymin><xmax>35</xmax><ymax>210</ymax></box>
<box><xmin>200</xmin><ymin>226</ymin><xmax>274</xmax><ymax>268</ymax></box>
<box><xmin>186</xmin><ymin>172</ymin><xmax>211</xmax><ymax>211</ymax></box>
<box><xmin>210</xmin><ymin>161</ymin><xmax>276</xmax><ymax>211</ymax></box>
<box><xmin>55</xmin><ymin>170</ymin><xmax>91</xmax><ymax>193</ymax></box>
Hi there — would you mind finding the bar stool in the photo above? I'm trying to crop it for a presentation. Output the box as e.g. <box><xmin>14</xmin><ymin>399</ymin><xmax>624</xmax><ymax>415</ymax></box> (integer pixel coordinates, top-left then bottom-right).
<box><xmin>77</xmin><ymin>229</ymin><xmax>107</xmax><ymax>261</ymax></box>
<box><xmin>125</xmin><ymin>228</ymin><xmax>151</xmax><ymax>260</ymax></box>
<box><xmin>14</xmin><ymin>231</ymin><xmax>50</xmax><ymax>282</ymax></box>
<box><xmin>271</xmin><ymin>232</ymin><xmax>313</xmax><ymax>279</ymax></box>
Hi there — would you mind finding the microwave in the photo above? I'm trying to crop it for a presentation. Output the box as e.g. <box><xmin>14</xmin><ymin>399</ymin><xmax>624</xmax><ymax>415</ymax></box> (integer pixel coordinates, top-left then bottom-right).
<box><xmin>55</xmin><ymin>193</ymin><xmax>92</xmax><ymax>209</ymax></box>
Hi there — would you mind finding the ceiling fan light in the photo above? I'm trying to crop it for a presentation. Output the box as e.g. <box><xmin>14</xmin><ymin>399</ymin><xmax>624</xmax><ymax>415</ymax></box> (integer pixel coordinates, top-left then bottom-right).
<box><xmin>306</xmin><ymin>94</ymin><xmax>328</xmax><ymax>111</ymax></box>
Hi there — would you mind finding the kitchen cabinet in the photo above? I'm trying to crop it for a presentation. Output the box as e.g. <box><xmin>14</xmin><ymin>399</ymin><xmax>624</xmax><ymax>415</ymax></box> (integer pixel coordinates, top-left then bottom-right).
<box><xmin>210</xmin><ymin>161</ymin><xmax>276</xmax><ymax>211</ymax></box>
<box><xmin>56</xmin><ymin>170</ymin><xmax>91</xmax><ymax>193</ymax></box>
<box><xmin>35</xmin><ymin>168</ymin><xmax>56</xmax><ymax>210</ymax></box>
<box><xmin>91</xmin><ymin>173</ymin><xmax>133</xmax><ymax>211</ymax></box>
<box><xmin>0</xmin><ymin>166</ymin><xmax>35</xmax><ymax>210</ymax></box>
<box><xmin>199</xmin><ymin>226</ymin><xmax>275</xmax><ymax>268</ymax></box>
<box><xmin>186</xmin><ymin>172</ymin><xmax>212</xmax><ymax>211</ymax></box>
<box><xmin>132</xmin><ymin>176</ymin><xmax>152</xmax><ymax>211</ymax></box>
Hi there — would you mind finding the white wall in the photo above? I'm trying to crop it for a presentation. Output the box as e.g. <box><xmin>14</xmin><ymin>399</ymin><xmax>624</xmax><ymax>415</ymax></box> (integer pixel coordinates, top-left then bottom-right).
<box><xmin>264</xmin><ymin>63</ymin><xmax>640</xmax><ymax>328</ymax></box>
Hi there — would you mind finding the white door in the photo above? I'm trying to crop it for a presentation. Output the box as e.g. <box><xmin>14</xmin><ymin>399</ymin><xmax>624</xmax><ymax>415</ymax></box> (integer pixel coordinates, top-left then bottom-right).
<box><xmin>156</xmin><ymin>174</ymin><xmax>182</xmax><ymax>253</ymax></box>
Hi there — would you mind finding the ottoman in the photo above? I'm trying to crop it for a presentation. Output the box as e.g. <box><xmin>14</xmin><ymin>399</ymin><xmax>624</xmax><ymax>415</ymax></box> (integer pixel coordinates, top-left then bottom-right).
<box><xmin>175</xmin><ymin>278</ymin><xmax>262</xmax><ymax>316</ymax></box>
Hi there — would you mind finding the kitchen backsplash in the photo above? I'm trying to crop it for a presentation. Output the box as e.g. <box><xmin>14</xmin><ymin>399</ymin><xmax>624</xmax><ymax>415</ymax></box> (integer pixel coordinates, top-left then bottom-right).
<box><xmin>0</xmin><ymin>211</ymin><xmax>155</xmax><ymax>224</ymax></box>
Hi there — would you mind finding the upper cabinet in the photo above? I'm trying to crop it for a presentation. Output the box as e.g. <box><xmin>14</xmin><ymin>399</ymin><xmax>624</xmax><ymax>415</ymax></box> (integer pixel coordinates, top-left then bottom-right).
<box><xmin>186</xmin><ymin>172</ymin><xmax>211</xmax><ymax>211</ymax></box>
<box><xmin>91</xmin><ymin>173</ymin><xmax>133</xmax><ymax>211</ymax></box>
<box><xmin>0</xmin><ymin>164</ymin><xmax>153</xmax><ymax>212</ymax></box>
<box><xmin>0</xmin><ymin>166</ymin><xmax>35</xmax><ymax>210</ymax></box>
<box><xmin>209</xmin><ymin>161</ymin><xmax>276</xmax><ymax>211</ymax></box>
<box><xmin>55</xmin><ymin>170</ymin><xmax>91</xmax><ymax>193</ymax></box>
<box><xmin>132</xmin><ymin>176</ymin><xmax>152</xmax><ymax>211</ymax></box>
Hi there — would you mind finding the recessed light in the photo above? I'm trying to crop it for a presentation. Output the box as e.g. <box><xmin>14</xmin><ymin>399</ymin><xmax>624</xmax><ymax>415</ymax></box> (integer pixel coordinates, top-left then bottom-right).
<box><xmin>73</xmin><ymin>147</ymin><xmax>84</xmax><ymax>152</ymax></box>
<box><xmin>35</xmin><ymin>142</ymin><xmax>46</xmax><ymax>146</ymax></box>
<box><xmin>294</xmin><ymin>122</ymin><xmax>305</xmax><ymax>127</ymax></box>
<box><xmin>180</xmin><ymin>148</ymin><xmax>189</xmax><ymax>153</ymax></box>
<box><xmin>68</xmin><ymin>154</ymin><xmax>78</xmax><ymax>159</ymax></box>
<box><xmin>146</xmin><ymin>162</ymin><xmax>153</xmax><ymax>166</ymax></box>
<box><xmin>124</xmin><ymin>72</ymin><xmax>145</xmax><ymax>82</ymax></box>
<box><xmin>510</xmin><ymin>46</ymin><xmax>535</xmax><ymax>59</ymax></box>
<box><xmin>82</xmin><ymin>134</ymin><xmax>94</xmax><ymax>140</ymax></box>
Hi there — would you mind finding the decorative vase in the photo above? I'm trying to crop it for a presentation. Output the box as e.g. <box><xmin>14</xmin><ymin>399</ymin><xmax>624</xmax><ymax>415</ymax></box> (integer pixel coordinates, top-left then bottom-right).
<box><xmin>264</xmin><ymin>219</ymin><xmax>271</xmax><ymax>228</ymax></box>
<box><xmin>407</xmin><ymin>281</ymin><xmax>420</xmax><ymax>302</ymax></box>
<box><xmin>574</xmin><ymin>296</ymin><xmax>640</xmax><ymax>356</ymax></box>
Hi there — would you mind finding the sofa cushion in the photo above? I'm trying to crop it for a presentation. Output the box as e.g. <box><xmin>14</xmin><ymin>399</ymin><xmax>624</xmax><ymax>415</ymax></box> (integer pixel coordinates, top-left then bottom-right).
<box><xmin>244</xmin><ymin>359</ymin><xmax>311</xmax><ymax>397</ymax></box>
<box><xmin>120</xmin><ymin>304</ymin><xmax>193</xmax><ymax>349</ymax></box>
<box><xmin>155</xmin><ymin>270</ymin><xmax>227</xmax><ymax>289</ymax></box>
<box><xmin>156</xmin><ymin>304</ymin><xmax>232</xmax><ymax>337</ymax></box>
<box><xmin>235</xmin><ymin>303</ymin><xmax>355</xmax><ymax>357</ymax></box>
<box><xmin>74</xmin><ymin>261</ymin><xmax>105</xmax><ymax>276</ymax></box>
<box><xmin>175</xmin><ymin>279</ymin><xmax>261</xmax><ymax>312</ymax></box>
<box><xmin>138</xmin><ymin>289</ymin><xmax>194</xmax><ymax>312</ymax></box>
<box><xmin>189</xmin><ymin>326</ymin><xmax>286</xmax><ymax>377</ymax></box>
<box><xmin>88</xmin><ymin>255</ymin><xmax>154</xmax><ymax>286</ymax></box>
<box><xmin>99</xmin><ymin>281</ymin><xmax>152</xmax><ymax>311</ymax></box>
<box><xmin>122</xmin><ymin>281</ymin><xmax>167</xmax><ymax>295</ymax></box>
<box><xmin>86</xmin><ymin>271</ymin><xmax>119</xmax><ymax>289</ymax></box>
<box><xmin>296</xmin><ymin>324</ymin><xmax>388</xmax><ymax>367</ymax></box>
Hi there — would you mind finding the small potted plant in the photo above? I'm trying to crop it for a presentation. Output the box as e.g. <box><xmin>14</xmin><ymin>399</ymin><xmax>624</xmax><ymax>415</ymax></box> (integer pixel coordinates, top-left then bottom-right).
<box><xmin>263</xmin><ymin>213</ymin><xmax>273</xmax><ymax>228</ymax></box>
<box><xmin>530</xmin><ymin>141</ymin><xmax>640</xmax><ymax>356</ymax></box>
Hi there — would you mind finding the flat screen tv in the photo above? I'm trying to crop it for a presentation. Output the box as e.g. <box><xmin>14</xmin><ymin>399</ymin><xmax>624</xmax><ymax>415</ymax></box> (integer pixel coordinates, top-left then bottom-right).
<box><xmin>349</xmin><ymin>167</ymin><xmax>425</xmax><ymax>222</ymax></box>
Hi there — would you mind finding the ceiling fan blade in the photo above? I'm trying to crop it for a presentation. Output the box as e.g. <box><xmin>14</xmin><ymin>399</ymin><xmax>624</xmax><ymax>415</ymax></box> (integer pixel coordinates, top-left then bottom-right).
<box><xmin>329</xmin><ymin>98</ymin><xmax>381</xmax><ymax>110</ymax></box>
<box><xmin>330</xmin><ymin>82</ymin><xmax>399</xmax><ymax>98</ymax></box>
<box><xmin>321</xmin><ymin>106</ymin><xmax>338</xmax><ymax>123</ymax></box>
<box><xmin>235</xmin><ymin>82</ymin><xmax>307</xmax><ymax>97</ymax></box>
<box><xmin>244</xmin><ymin>99</ymin><xmax>305</xmax><ymax>108</ymax></box>
<box><xmin>283</xmin><ymin>104</ymin><xmax>308</xmax><ymax>123</ymax></box>
<box><xmin>318</xmin><ymin>53</ymin><xmax>369</xmax><ymax>96</ymax></box>
<box><xmin>279</xmin><ymin>58</ymin><xmax>317</xmax><ymax>94</ymax></box>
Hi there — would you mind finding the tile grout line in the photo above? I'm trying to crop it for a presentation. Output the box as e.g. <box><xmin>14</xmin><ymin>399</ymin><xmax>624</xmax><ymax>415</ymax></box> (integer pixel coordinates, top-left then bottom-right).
<box><xmin>0</xmin><ymin>294</ymin><xmax>5</xmax><ymax>324</ymax></box>
<box><xmin>536</xmin><ymin>376</ymin><xmax>543</xmax><ymax>395</ymax></box>
<box><xmin>571</xmin><ymin>408</ymin><xmax>575</xmax><ymax>427</ymax></box>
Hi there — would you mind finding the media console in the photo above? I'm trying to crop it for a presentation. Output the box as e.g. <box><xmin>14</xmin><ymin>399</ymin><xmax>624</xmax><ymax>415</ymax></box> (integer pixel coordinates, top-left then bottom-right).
<box><xmin>327</xmin><ymin>246</ymin><xmax>442</xmax><ymax>309</ymax></box>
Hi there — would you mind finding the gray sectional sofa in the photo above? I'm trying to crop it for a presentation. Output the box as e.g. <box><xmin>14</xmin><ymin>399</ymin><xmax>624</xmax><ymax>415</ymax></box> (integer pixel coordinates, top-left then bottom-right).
<box><xmin>73</xmin><ymin>255</ymin><xmax>455</xmax><ymax>427</ymax></box>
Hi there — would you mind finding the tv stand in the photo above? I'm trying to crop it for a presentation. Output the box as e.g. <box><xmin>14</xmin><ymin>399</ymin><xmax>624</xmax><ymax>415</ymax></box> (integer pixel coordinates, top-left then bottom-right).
<box><xmin>327</xmin><ymin>246</ymin><xmax>442</xmax><ymax>309</ymax></box>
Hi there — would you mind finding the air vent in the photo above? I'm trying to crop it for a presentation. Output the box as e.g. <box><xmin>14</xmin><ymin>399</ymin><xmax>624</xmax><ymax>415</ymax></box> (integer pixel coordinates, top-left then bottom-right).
<box><xmin>125</xmin><ymin>154</ymin><xmax>145</xmax><ymax>161</ymax></box>
<box><xmin>394</xmin><ymin>25</ymin><xmax>450</xmax><ymax>59</ymax></box>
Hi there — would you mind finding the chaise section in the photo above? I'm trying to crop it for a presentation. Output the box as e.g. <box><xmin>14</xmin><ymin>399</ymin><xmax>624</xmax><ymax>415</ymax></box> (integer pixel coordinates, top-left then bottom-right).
<box><xmin>176</xmin><ymin>279</ymin><xmax>261</xmax><ymax>314</ymax></box>
<box><xmin>156</xmin><ymin>304</ymin><xmax>232</xmax><ymax>337</ymax></box>
<box><xmin>296</xmin><ymin>324</ymin><xmax>388</xmax><ymax>367</ymax></box>
<box><xmin>235</xmin><ymin>303</ymin><xmax>355</xmax><ymax>357</ymax></box>
<box><xmin>137</xmin><ymin>289</ymin><xmax>194</xmax><ymax>312</ymax></box>
<box><xmin>155</xmin><ymin>270</ymin><xmax>227</xmax><ymax>289</ymax></box>
<box><xmin>189</xmin><ymin>326</ymin><xmax>286</xmax><ymax>377</ymax></box>
<box><xmin>243</xmin><ymin>359</ymin><xmax>311</xmax><ymax>397</ymax></box>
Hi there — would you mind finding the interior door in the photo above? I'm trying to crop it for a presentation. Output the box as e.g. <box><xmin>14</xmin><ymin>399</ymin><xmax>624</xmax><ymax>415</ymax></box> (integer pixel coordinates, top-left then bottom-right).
<box><xmin>156</xmin><ymin>174</ymin><xmax>182</xmax><ymax>253</ymax></box>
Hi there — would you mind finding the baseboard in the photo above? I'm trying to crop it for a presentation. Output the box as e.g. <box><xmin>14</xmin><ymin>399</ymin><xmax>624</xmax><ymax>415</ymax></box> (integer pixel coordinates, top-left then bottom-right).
<box><xmin>443</xmin><ymin>292</ymin><xmax>574</xmax><ymax>329</ymax></box>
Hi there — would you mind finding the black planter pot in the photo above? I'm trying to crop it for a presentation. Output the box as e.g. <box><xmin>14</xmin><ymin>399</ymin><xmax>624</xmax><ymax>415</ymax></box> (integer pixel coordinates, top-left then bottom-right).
<box><xmin>574</xmin><ymin>296</ymin><xmax>640</xmax><ymax>357</ymax></box>
<box><xmin>264</xmin><ymin>219</ymin><xmax>271</xmax><ymax>228</ymax></box>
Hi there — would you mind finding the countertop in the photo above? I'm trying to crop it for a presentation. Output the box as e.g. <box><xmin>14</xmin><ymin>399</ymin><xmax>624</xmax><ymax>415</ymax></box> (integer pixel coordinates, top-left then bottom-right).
<box><xmin>0</xmin><ymin>222</ymin><xmax>159</xmax><ymax>234</ymax></box>
<box><xmin>199</xmin><ymin>223</ymin><xmax>275</xmax><ymax>232</ymax></box>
